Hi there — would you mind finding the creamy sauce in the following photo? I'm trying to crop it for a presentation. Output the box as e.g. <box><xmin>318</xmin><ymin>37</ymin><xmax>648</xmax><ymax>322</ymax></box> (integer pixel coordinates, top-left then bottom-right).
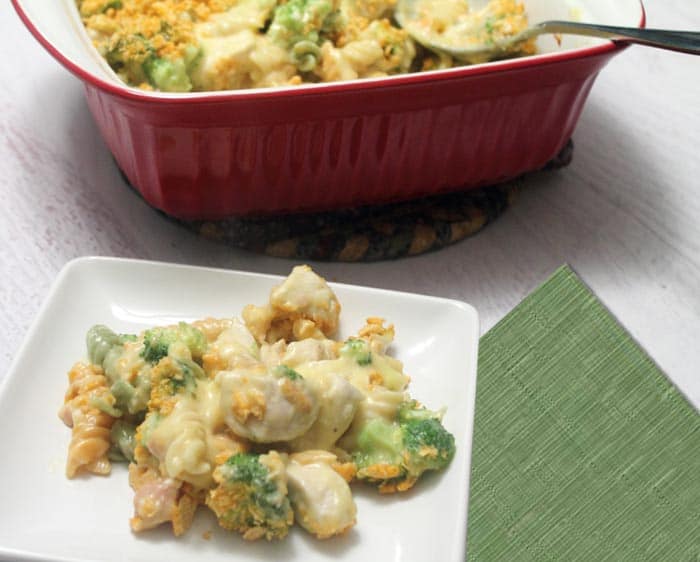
<box><xmin>60</xmin><ymin>265</ymin><xmax>453</xmax><ymax>541</ymax></box>
<box><xmin>401</xmin><ymin>0</ymin><xmax>532</xmax><ymax>60</ymax></box>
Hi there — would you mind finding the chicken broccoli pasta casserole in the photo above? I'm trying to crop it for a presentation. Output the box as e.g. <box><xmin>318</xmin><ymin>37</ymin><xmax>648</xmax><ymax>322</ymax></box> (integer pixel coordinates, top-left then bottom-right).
<box><xmin>76</xmin><ymin>0</ymin><xmax>532</xmax><ymax>91</ymax></box>
<box><xmin>59</xmin><ymin>265</ymin><xmax>456</xmax><ymax>541</ymax></box>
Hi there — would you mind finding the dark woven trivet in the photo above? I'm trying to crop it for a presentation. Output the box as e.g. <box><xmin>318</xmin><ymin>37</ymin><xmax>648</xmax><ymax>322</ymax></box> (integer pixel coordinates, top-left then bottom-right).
<box><xmin>166</xmin><ymin>139</ymin><xmax>573</xmax><ymax>262</ymax></box>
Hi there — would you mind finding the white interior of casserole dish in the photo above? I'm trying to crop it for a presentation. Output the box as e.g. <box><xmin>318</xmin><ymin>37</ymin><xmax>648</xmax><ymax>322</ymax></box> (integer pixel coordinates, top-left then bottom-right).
<box><xmin>14</xmin><ymin>0</ymin><xmax>644</xmax><ymax>97</ymax></box>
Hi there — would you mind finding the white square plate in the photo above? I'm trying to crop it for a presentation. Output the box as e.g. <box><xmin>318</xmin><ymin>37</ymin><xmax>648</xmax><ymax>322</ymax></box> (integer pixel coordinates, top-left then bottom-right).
<box><xmin>0</xmin><ymin>257</ymin><xmax>479</xmax><ymax>562</ymax></box>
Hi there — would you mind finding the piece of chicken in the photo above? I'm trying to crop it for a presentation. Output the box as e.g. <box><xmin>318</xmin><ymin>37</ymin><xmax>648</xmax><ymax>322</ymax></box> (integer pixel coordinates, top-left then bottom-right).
<box><xmin>289</xmin><ymin>368</ymin><xmax>363</xmax><ymax>452</ymax></box>
<box><xmin>243</xmin><ymin>265</ymin><xmax>341</xmax><ymax>344</ymax></box>
<box><xmin>285</xmin><ymin>450</ymin><xmax>357</xmax><ymax>539</ymax></box>
<box><xmin>218</xmin><ymin>366</ymin><xmax>320</xmax><ymax>442</ymax></box>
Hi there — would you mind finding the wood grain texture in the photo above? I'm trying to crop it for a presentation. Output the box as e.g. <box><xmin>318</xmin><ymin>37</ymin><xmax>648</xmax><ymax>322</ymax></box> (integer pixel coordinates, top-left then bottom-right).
<box><xmin>1</xmin><ymin>1</ymin><xmax>699</xmax><ymax>408</ymax></box>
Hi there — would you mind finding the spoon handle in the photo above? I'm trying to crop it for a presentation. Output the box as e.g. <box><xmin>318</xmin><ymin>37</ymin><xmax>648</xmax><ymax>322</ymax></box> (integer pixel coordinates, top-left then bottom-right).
<box><xmin>534</xmin><ymin>21</ymin><xmax>700</xmax><ymax>55</ymax></box>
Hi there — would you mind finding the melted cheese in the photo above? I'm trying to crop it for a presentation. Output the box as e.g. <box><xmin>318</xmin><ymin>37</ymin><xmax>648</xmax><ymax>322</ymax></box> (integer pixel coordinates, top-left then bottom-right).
<box><xmin>63</xmin><ymin>265</ymin><xmax>454</xmax><ymax>542</ymax></box>
<box><xmin>288</xmin><ymin>367</ymin><xmax>363</xmax><ymax>451</ymax></box>
<box><xmin>146</xmin><ymin>378</ymin><xmax>225</xmax><ymax>488</ymax></box>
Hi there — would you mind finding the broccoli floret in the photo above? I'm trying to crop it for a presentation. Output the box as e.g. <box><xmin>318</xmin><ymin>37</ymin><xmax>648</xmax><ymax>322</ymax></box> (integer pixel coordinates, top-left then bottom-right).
<box><xmin>105</xmin><ymin>33</ymin><xmax>154</xmax><ymax>85</ymax></box>
<box><xmin>168</xmin><ymin>358</ymin><xmax>204</xmax><ymax>393</ymax></box>
<box><xmin>206</xmin><ymin>452</ymin><xmax>293</xmax><ymax>541</ymax></box>
<box><xmin>105</xmin><ymin>325</ymin><xmax>204</xmax><ymax>415</ymax></box>
<box><xmin>340</xmin><ymin>337</ymin><xmax>372</xmax><ymax>366</ymax></box>
<box><xmin>267</xmin><ymin>0</ymin><xmax>340</xmax><ymax>71</ymax></box>
<box><xmin>351</xmin><ymin>401</ymin><xmax>455</xmax><ymax>493</ymax></box>
<box><xmin>268</xmin><ymin>0</ymin><xmax>337</xmax><ymax>44</ymax></box>
<box><xmin>103</xmin><ymin>23</ymin><xmax>200</xmax><ymax>92</ymax></box>
<box><xmin>354</xmin><ymin>417</ymin><xmax>403</xmax><ymax>466</ymax></box>
<box><xmin>149</xmin><ymin>356</ymin><xmax>205</xmax><ymax>414</ymax></box>
<box><xmin>141</xmin><ymin>322</ymin><xmax>206</xmax><ymax>364</ymax></box>
<box><xmin>143</xmin><ymin>55</ymin><xmax>194</xmax><ymax>93</ymax></box>
<box><xmin>402</xmin><ymin>418</ymin><xmax>455</xmax><ymax>474</ymax></box>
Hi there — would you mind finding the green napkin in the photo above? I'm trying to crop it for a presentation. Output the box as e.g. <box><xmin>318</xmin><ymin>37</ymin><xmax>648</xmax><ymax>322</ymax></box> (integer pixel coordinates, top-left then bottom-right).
<box><xmin>467</xmin><ymin>265</ymin><xmax>700</xmax><ymax>561</ymax></box>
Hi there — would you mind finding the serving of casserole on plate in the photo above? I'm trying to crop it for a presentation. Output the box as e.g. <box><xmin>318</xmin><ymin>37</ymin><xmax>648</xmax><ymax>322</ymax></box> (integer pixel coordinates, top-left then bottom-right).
<box><xmin>0</xmin><ymin>257</ymin><xmax>478</xmax><ymax>562</ymax></box>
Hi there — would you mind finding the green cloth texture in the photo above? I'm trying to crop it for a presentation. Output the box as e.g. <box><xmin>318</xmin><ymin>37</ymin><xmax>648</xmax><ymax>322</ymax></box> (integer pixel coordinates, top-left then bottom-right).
<box><xmin>467</xmin><ymin>265</ymin><xmax>700</xmax><ymax>561</ymax></box>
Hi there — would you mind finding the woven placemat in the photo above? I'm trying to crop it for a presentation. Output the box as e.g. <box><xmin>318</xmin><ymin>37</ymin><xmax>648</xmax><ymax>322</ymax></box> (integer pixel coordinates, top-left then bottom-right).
<box><xmin>172</xmin><ymin>140</ymin><xmax>574</xmax><ymax>261</ymax></box>
<box><xmin>468</xmin><ymin>265</ymin><xmax>700</xmax><ymax>561</ymax></box>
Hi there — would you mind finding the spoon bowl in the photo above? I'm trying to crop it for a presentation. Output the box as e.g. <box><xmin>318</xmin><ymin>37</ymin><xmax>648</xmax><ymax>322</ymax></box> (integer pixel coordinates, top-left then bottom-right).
<box><xmin>395</xmin><ymin>0</ymin><xmax>700</xmax><ymax>61</ymax></box>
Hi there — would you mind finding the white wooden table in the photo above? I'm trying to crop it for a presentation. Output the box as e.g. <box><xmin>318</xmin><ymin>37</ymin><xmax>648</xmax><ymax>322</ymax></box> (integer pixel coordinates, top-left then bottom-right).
<box><xmin>1</xmin><ymin>0</ymin><xmax>698</xmax><ymax>408</ymax></box>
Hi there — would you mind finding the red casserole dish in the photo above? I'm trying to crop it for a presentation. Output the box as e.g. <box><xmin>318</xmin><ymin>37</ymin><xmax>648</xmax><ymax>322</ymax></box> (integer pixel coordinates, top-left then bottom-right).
<box><xmin>13</xmin><ymin>0</ymin><xmax>645</xmax><ymax>219</ymax></box>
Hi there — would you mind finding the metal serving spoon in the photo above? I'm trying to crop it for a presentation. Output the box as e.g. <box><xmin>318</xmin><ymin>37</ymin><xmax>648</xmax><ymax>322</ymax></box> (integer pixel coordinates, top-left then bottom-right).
<box><xmin>394</xmin><ymin>0</ymin><xmax>700</xmax><ymax>62</ymax></box>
